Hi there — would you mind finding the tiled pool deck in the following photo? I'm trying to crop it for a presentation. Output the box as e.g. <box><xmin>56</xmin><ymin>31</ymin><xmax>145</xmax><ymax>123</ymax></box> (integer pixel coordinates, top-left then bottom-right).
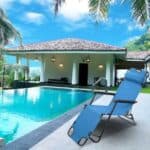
<box><xmin>30</xmin><ymin>93</ymin><xmax>150</xmax><ymax>150</ymax></box>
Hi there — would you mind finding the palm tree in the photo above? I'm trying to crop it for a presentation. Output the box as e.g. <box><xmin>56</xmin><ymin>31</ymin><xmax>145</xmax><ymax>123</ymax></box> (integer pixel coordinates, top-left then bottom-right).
<box><xmin>54</xmin><ymin>0</ymin><xmax>150</xmax><ymax>26</ymax></box>
<box><xmin>0</xmin><ymin>8</ymin><xmax>22</xmax><ymax>49</ymax></box>
<box><xmin>0</xmin><ymin>8</ymin><xmax>22</xmax><ymax>88</ymax></box>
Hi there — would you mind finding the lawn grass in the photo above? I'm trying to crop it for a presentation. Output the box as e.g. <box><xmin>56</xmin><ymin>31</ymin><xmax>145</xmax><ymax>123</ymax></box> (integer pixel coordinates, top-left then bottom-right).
<box><xmin>110</xmin><ymin>86</ymin><xmax>150</xmax><ymax>94</ymax></box>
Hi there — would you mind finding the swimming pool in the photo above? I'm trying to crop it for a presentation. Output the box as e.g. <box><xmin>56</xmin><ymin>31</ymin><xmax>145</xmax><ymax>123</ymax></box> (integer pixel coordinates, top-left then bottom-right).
<box><xmin>0</xmin><ymin>87</ymin><xmax>93</xmax><ymax>143</ymax></box>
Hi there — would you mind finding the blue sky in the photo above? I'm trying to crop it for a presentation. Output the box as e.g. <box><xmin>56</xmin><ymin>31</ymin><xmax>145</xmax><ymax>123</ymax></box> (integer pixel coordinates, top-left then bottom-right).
<box><xmin>0</xmin><ymin>0</ymin><xmax>146</xmax><ymax>67</ymax></box>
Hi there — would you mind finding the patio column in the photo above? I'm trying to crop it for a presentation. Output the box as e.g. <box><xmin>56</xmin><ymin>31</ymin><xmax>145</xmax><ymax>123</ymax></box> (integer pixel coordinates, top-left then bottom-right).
<box><xmin>146</xmin><ymin>63</ymin><xmax>150</xmax><ymax>82</ymax></box>
<box><xmin>14</xmin><ymin>56</ymin><xmax>21</xmax><ymax>80</ymax></box>
<box><xmin>14</xmin><ymin>69</ymin><xmax>19</xmax><ymax>80</ymax></box>
<box><xmin>40</xmin><ymin>56</ymin><xmax>45</xmax><ymax>82</ymax></box>
<box><xmin>112</xmin><ymin>63</ymin><xmax>115</xmax><ymax>86</ymax></box>
<box><xmin>105</xmin><ymin>59</ymin><xmax>111</xmax><ymax>87</ymax></box>
<box><xmin>72</xmin><ymin>62</ymin><xmax>78</xmax><ymax>85</ymax></box>
<box><xmin>25</xmin><ymin>58</ymin><xmax>29</xmax><ymax>80</ymax></box>
<box><xmin>25</xmin><ymin>68</ymin><xmax>29</xmax><ymax>81</ymax></box>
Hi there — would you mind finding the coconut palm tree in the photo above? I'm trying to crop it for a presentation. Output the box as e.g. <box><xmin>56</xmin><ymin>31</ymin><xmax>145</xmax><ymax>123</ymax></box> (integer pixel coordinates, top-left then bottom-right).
<box><xmin>54</xmin><ymin>0</ymin><xmax>150</xmax><ymax>25</ymax></box>
<box><xmin>0</xmin><ymin>8</ymin><xmax>22</xmax><ymax>88</ymax></box>
<box><xmin>0</xmin><ymin>8</ymin><xmax>22</xmax><ymax>49</ymax></box>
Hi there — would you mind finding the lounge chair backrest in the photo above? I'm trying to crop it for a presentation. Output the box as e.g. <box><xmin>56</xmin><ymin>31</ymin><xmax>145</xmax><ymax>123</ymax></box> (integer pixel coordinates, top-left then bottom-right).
<box><xmin>110</xmin><ymin>68</ymin><xmax>147</xmax><ymax>115</ymax></box>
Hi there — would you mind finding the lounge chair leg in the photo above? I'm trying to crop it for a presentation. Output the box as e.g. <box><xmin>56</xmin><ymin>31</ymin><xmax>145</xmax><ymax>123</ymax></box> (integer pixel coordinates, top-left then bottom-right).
<box><xmin>67</xmin><ymin>126</ymin><xmax>74</xmax><ymax>137</ymax></box>
<box><xmin>119</xmin><ymin>113</ymin><xmax>136</xmax><ymax>125</ymax></box>
<box><xmin>78</xmin><ymin>138</ymin><xmax>88</xmax><ymax>146</ymax></box>
<box><xmin>68</xmin><ymin>126</ymin><xmax>88</xmax><ymax>146</ymax></box>
<box><xmin>89</xmin><ymin>114</ymin><xmax>112</xmax><ymax>143</ymax></box>
<box><xmin>126</xmin><ymin>113</ymin><xmax>136</xmax><ymax>125</ymax></box>
<box><xmin>89</xmin><ymin>133</ymin><xmax>102</xmax><ymax>143</ymax></box>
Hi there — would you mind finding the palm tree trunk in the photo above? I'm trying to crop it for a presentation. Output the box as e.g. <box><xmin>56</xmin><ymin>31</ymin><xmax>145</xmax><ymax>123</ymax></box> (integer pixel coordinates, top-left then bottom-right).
<box><xmin>145</xmin><ymin>0</ymin><xmax>150</xmax><ymax>32</ymax></box>
<box><xmin>145</xmin><ymin>0</ymin><xmax>150</xmax><ymax>19</ymax></box>
<box><xmin>0</xmin><ymin>28</ymin><xmax>4</xmax><ymax>49</ymax></box>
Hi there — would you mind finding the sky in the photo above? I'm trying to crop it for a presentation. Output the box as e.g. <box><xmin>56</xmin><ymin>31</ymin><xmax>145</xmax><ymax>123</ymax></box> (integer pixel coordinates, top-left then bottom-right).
<box><xmin>0</xmin><ymin>0</ymin><xmax>146</xmax><ymax>68</ymax></box>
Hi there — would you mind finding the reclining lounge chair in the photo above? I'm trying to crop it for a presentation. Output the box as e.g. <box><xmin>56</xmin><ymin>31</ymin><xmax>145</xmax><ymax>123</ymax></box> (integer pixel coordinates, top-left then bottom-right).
<box><xmin>68</xmin><ymin>68</ymin><xmax>148</xmax><ymax>146</ymax></box>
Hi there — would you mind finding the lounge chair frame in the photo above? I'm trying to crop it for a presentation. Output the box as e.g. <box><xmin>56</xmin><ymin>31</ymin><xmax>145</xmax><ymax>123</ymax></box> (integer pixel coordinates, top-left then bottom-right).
<box><xmin>68</xmin><ymin>69</ymin><xmax>148</xmax><ymax>146</ymax></box>
<box><xmin>68</xmin><ymin>92</ymin><xmax>138</xmax><ymax>146</ymax></box>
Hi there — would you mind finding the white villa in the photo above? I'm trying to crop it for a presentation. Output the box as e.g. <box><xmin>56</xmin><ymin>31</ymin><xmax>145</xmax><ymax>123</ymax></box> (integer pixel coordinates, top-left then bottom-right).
<box><xmin>5</xmin><ymin>38</ymin><xmax>150</xmax><ymax>87</ymax></box>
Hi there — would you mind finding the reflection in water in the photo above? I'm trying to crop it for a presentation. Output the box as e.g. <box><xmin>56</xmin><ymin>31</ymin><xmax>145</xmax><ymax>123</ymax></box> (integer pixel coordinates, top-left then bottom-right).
<box><xmin>27</xmin><ymin>87</ymin><xmax>40</xmax><ymax>104</ymax></box>
<box><xmin>0</xmin><ymin>87</ymin><xmax>93</xmax><ymax>143</ymax></box>
<box><xmin>17</xmin><ymin>89</ymin><xmax>25</xmax><ymax>96</ymax></box>
<box><xmin>0</xmin><ymin>87</ymin><xmax>93</xmax><ymax>121</ymax></box>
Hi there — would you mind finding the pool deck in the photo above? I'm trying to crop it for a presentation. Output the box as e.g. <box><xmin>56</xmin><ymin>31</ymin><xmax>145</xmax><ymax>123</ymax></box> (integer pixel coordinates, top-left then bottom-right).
<box><xmin>30</xmin><ymin>93</ymin><xmax>150</xmax><ymax>150</ymax></box>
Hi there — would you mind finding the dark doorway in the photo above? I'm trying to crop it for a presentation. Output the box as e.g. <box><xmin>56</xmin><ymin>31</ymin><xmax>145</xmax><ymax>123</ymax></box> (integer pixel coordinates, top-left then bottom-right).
<box><xmin>79</xmin><ymin>63</ymin><xmax>88</xmax><ymax>86</ymax></box>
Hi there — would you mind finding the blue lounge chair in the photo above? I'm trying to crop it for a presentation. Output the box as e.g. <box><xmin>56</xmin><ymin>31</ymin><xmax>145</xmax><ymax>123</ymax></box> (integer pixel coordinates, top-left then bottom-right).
<box><xmin>68</xmin><ymin>68</ymin><xmax>148</xmax><ymax>146</ymax></box>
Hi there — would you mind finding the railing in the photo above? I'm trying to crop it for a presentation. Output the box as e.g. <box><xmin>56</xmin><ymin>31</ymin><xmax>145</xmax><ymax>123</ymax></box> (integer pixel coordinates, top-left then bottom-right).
<box><xmin>90</xmin><ymin>77</ymin><xmax>108</xmax><ymax>104</ymax></box>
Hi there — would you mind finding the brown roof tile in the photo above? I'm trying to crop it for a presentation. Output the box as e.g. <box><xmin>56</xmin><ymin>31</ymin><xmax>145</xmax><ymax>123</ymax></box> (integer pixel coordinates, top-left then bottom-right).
<box><xmin>8</xmin><ymin>38</ymin><xmax>125</xmax><ymax>51</ymax></box>
<box><xmin>127</xmin><ymin>51</ymin><xmax>150</xmax><ymax>60</ymax></box>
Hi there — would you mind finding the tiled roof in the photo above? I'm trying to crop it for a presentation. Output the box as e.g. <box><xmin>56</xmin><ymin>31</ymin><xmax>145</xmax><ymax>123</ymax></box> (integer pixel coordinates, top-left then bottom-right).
<box><xmin>8</xmin><ymin>38</ymin><xmax>125</xmax><ymax>51</ymax></box>
<box><xmin>127</xmin><ymin>51</ymin><xmax>150</xmax><ymax>60</ymax></box>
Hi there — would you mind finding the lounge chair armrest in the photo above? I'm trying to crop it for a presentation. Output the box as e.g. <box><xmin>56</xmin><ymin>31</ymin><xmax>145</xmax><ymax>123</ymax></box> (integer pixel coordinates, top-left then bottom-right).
<box><xmin>94</xmin><ymin>91</ymin><xmax>115</xmax><ymax>95</ymax></box>
<box><xmin>113</xmin><ymin>100</ymin><xmax>137</xmax><ymax>104</ymax></box>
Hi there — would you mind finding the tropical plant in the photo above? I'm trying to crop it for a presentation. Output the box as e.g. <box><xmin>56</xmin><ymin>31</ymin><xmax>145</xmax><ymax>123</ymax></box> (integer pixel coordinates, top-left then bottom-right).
<box><xmin>0</xmin><ymin>8</ymin><xmax>22</xmax><ymax>88</ymax></box>
<box><xmin>125</xmin><ymin>32</ymin><xmax>150</xmax><ymax>51</ymax></box>
<box><xmin>54</xmin><ymin>0</ymin><xmax>150</xmax><ymax>25</ymax></box>
<box><xmin>0</xmin><ymin>8</ymin><xmax>22</xmax><ymax>49</ymax></box>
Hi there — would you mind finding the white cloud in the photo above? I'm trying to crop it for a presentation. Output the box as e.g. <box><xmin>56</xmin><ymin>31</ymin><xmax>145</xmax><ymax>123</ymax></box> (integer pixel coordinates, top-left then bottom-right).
<box><xmin>0</xmin><ymin>0</ymin><xmax>14</xmax><ymax>9</ymax></box>
<box><xmin>115</xmin><ymin>18</ymin><xmax>127</xmax><ymax>24</ymax></box>
<box><xmin>127</xmin><ymin>23</ymin><xmax>145</xmax><ymax>31</ymax></box>
<box><xmin>127</xmin><ymin>36</ymin><xmax>140</xmax><ymax>42</ymax></box>
<box><xmin>19</xmin><ymin>0</ymin><xmax>32</xmax><ymax>5</ymax></box>
<box><xmin>37</xmin><ymin>0</ymin><xmax>52</xmax><ymax>6</ymax></box>
<box><xmin>59</xmin><ymin>0</ymin><xmax>89</xmax><ymax>22</ymax></box>
<box><xmin>110</xmin><ymin>0</ymin><xmax>117</xmax><ymax>5</ymax></box>
<box><xmin>63</xmin><ymin>21</ymin><xmax>87</xmax><ymax>32</ymax></box>
<box><xmin>23</xmin><ymin>12</ymin><xmax>45</xmax><ymax>25</ymax></box>
<box><xmin>0</xmin><ymin>0</ymin><xmax>33</xmax><ymax>9</ymax></box>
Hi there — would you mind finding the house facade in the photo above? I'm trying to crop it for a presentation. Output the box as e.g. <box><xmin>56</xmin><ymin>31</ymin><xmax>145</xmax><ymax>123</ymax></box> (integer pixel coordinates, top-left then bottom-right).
<box><xmin>5</xmin><ymin>38</ymin><xmax>127</xmax><ymax>87</ymax></box>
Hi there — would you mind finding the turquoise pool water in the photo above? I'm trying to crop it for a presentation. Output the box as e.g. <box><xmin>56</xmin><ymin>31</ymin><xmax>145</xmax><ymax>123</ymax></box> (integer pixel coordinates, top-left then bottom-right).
<box><xmin>0</xmin><ymin>87</ymin><xmax>93</xmax><ymax>143</ymax></box>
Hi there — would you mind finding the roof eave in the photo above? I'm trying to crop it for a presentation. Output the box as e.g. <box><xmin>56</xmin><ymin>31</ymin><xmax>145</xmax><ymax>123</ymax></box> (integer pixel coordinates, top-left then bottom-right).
<box><xmin>5</xmin><ymin>49</ymin><xmax>126</xmax><ymax>55</ymax></box>
<box><xmin>126</xmin><ymin>58</ymin><xmax>145</xmax><ymax>62</ymax></box>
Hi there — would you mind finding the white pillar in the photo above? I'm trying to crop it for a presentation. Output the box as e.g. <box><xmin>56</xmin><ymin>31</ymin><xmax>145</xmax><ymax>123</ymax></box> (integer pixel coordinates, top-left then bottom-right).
<box><xmin>14</xmin><ymin>56</ymin><xmax>21</xmax><ymax>80</ymax></box>
<box><xmin>16</xmin><ymin>56</ymin><xmax>21</xmax><ymax>65</ymax></box>
<box><xmin>25</xmin><ymin>69</ymin><xmax>28</xmax><ymax>81</ymax></box>
<box><xmin>112</xmin><ymin>63</ymin><xmax>115</xmax><ymax>86</ymax></box>
<box><xmin>147</xmin><ymin>63</ymin><xmax>150</xmax><ymax>82</ymax></box>
<box><xmin>72</xmin><ymin>62</ymin><xmax>78</xmax><ymax>85</ymax></box>
<box><xmin>25</xmin><ymin>58</ymin><xmax>29</xmax><ymax>80</ymax></box>
<box><xmin>105</xmin><ymin>59</ymin><xmax>111</xmax><ymax>87</ymax></box>
<box><xmin>40</xmin><ymin>56</ymin><xmax>45</xmax><ymax>82</ymax></box>
<box><xmin>14</xmin><ymin>69</ymin><xmax>19</xmax><ymax>80</ymax></box>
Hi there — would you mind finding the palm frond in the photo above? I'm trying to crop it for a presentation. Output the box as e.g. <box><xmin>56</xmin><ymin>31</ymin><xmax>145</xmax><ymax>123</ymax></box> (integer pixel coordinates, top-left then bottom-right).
<box><xmin>122</xmin><ymin>0</ymin><xmax>148</xmax><ymax>25</ymax></box>
<box><xmin>131</xmin><ymin>0</ymin><xmax>147</xmax><ymax>25</ymax></box>
<box><xmin>0</xmin><ymin>8</ymin><xmax>22</xmax><ymax>48</ymax></box>
<box><xmin>54</xmin><ymin>0</ymin><xmax>65</xmax><ymax>15</ymax></box>
<box><xmin>89</xmin><ymin>0</ymin><xmax>112</xmax><ymax>22</ymax></box>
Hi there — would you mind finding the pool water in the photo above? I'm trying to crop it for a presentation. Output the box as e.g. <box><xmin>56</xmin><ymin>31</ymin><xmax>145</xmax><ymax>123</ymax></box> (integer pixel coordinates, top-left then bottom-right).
<box><xmin>0</xmin><ymin>87</ymin><xmax>93</xmax><ymax>143</ymax></box>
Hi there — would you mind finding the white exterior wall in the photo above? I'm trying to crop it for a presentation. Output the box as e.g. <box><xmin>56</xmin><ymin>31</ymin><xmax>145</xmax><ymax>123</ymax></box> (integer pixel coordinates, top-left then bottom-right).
<box><xmin>105</xmin><ymin>55</ymin><xmax>114</xmax><ymax>87</ymax></box>
<box><xmin>42</xmin><ymin>54</ymin><xmax>115</xmax><ymax>85</ymax></box>
<box><xmin>44</xmin><ymin>54</ymin><xmax>73</xmax><ymax>83</ymax></box>
<box><xmin>146</xmin><ymin>62</ymin><xmax>150</xmax><ymax>82</ymax></box>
